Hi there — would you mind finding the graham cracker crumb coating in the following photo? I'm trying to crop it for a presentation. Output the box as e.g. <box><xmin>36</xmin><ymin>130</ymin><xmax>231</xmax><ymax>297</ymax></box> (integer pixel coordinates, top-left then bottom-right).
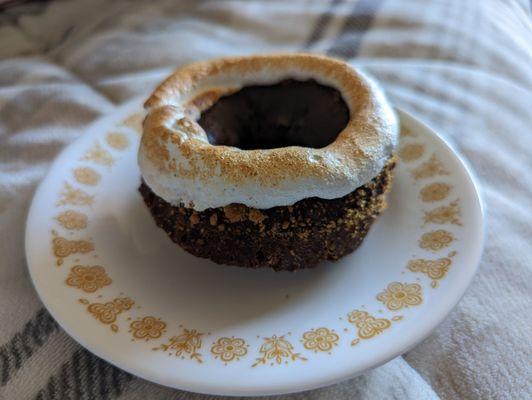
<box><xmin>139</xmin><ymin>158</ymin><xmax>395</xmax><ymax>271</ymax></box>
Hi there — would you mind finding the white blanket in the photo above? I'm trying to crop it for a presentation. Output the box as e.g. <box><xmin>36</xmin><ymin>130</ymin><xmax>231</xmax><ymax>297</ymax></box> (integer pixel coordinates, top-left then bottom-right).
<box><xmin>1</xmin><ymin>0</ymin><xmax>531</xmax><ymax>399</ymax></box>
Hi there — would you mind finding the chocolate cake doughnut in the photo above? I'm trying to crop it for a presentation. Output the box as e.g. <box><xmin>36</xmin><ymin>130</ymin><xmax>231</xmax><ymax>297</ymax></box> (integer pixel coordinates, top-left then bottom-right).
<box><xmin>138</xmin><ymin>54</ymin><xmax>398</xmax><ymax>271</ymax></box>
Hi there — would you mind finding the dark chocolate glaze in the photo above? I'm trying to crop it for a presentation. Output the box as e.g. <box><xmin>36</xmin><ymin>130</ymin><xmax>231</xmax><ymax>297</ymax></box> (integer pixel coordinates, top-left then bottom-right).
<box><xmin>198</xmin><ymin>79</ymin><xmax>350</xmax><ymax>150</ymax></box>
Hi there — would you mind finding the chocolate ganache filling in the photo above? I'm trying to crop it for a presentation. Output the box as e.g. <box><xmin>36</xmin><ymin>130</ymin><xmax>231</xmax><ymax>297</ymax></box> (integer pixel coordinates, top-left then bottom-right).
<box><xmin>198</xmin><ymin>79</ymin><xmax>350</xmax><ymax>150</ymax></box>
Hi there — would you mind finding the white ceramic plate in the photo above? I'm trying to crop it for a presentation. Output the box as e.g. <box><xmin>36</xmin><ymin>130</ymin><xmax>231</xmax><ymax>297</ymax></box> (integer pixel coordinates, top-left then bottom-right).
<box><xmin>26</xmin><ymin>101</ymin><xmax>484</xmax><ymax>397</ymax></box>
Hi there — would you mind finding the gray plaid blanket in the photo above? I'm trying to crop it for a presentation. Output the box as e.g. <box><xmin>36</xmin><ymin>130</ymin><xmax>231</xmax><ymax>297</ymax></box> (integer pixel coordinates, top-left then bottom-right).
<box><xmin>1</xmin><ymin>0</ymin><xmax>531</xmax><ymax>399</ymax></box>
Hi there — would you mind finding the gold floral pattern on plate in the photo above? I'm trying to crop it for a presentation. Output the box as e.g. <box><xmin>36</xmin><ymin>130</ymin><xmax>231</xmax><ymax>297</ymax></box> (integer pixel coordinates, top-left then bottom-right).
<box><xmin>419</xmin><ymin>229</ymin><xmax>454</xmax><ymax>251</ymax></box>
<box><xmin>424</xmin><ymin>200</ymin><xmax>462</xmax><ymax>226</ymax></box>
<box><xmin>81</xmin><ymin>297</ymin><xmax>134</xmax><ymax>331</ymax></box>
<box><xmin>376</xmin><ymin>282</ymin><xmax>423</xmax><ymax>311</ymax></box>
<box><xmin>57</xmin><ymin>183</ymin><xmax>93</xmax><ymax>207</ymax></box>
<box><xmin>211</xmin><ymin>337</ymin><xmax>248</xmax><ymax>364</ymax></box>
<box><xmin>120</xmin><ymin>113</ymin><xmax>143</xmax><ymax>133</ymax></box>
<box><xmin>52</xmin><ymin>232</ymin><xmax>94</xmax><ymax>265</ymax></box>
<box><xmin>106</xmin><ymin>132</ymin><xmax>130</xmax><ymax>150</ymax></box>
<box><xmin>420</xmin><ymin>182</ymin><xmax>451</xmax><ymax>202</ymax></box>
<box><xmin>300</xmin><ymin>327</ymin><xmax>339</xmax><ymax>354</ymax></box>
<box><xmin>154</xmin><ymin>328</ymin><xmax>203</xmax><ymax>362</ymax></box>
<box><xmin>66</xmin><ymin>265</ymin><xmax>111</xmax><ymax>292</ymax></box>
<box><xmin>252</xmin><ymin>334</ymin><xmax>306</xmax><ymax>367</ymax></box>
<box><xmin>31</xmin><ymin>107</ymin><xmax>474</xmax><ymax>373</ymax></box>
<box><xmin>399</xmin><ymin>143</ymin><xmax>425</xmax><ymax>162</ymax></box>
<box><xmin>411</xmin><ymin>154</ymin><xmax>449</xmax><ymax>180</ymax></box>
<box><xmin>347</xmin><ymin>310</ymin><xmax>393</xmax><ymax>346</ymax></box>
<box><xmin>408</xmin><ymin>252</ymin><xmax>456</xmax><ymax>288</ymax></box>
<box><xmin>73</xmin><ymin>167</ymin><xmax>101</xmax><ymax>186</ymax></box>
<box><xmin>55</xmin><ymin>210</ymin><xmax>88</xmax><ymax>230</ymax></box>
<box><xmin>81</xmin><ymin>143</ymin><xmax>115</xmax><ymax>166</ymax></box>
<box><xmin>130</xmin><ymin>316</ymin><xmax>166</xmax><ymax>341</ymax></box>
<box><xmin>400</xmin><ymin>125</ymin><xmax>416</xmax><ymax>137</ymax></box>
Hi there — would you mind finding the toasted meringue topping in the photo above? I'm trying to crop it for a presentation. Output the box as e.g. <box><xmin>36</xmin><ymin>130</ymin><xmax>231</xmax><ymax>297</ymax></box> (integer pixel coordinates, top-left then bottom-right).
<box><xmin>139</xmin><ymin>53</ymin><xmax>398</xmax><ymax>210</ymax></box>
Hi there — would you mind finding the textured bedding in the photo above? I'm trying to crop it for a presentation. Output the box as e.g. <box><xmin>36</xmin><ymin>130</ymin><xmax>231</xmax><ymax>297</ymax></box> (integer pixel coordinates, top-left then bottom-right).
<box><xmin>1</xmin><ymin>1</ymin><xmax>531</xmax><ymax>399</ymax></box>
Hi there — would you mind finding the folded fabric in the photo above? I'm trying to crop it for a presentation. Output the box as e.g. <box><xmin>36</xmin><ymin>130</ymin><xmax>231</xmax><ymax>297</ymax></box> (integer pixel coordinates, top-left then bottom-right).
<box><xmin>0</xmin><ymin>0</ymin><xmax>531</xmax><ymax>399</ymax></box>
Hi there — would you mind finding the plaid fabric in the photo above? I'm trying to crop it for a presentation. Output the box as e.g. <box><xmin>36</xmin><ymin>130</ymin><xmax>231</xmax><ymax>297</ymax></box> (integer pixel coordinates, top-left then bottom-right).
<box><xmin>1</xmin><ymin>0</ymin><xmax>531</xmax><ymax>399</ymax></box>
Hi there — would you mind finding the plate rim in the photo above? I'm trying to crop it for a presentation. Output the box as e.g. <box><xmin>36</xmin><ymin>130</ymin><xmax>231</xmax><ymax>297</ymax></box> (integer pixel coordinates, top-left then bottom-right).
<box><xmin>25</xmin><ymin>106</ymin><xmax>485</xmax><ymax>397</ymax></box>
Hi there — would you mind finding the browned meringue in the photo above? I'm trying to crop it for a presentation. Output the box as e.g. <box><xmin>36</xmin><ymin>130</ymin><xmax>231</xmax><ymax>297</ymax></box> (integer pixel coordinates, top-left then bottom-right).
<box><xmin>139</xmin><ymin>53</ymin><xmax>398</xmax><ymax>210</ymax></box>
